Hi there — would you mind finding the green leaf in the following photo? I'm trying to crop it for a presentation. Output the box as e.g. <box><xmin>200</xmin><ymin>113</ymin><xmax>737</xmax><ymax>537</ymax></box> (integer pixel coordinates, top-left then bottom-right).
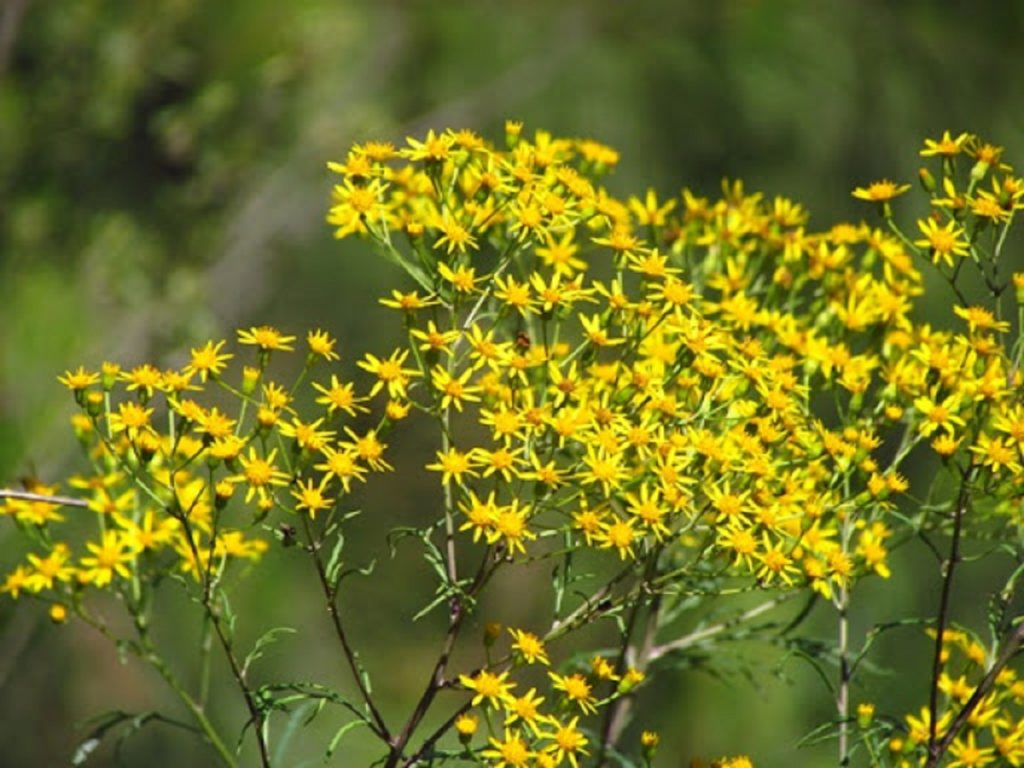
<box><xmin>325</xmin><ymin>719</ymin><xmax>369</xmax><ymax>759</ymax></box>
<box><xmin>273</xmin><ymin>701</ymin><xmax>317</xmax><ymax>765</ymax></box>
<box><xmin>242</xmin><ymin>626</ymin><xmax>297</xmax><ymax>678</ymax></box>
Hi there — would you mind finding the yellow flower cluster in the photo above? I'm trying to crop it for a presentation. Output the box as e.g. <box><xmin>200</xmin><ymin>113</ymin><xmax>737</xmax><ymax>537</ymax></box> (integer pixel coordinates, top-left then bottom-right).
<box><xmin>327</xmin><ymin>125</ymin><xmax>935</xmax><ymax>598</ymax></box>
<box><xmin>454</xmin><ymin>625</ymin><xmax>651</xmax><ymax>767</ymax></box>
<box><xmin>2</xmin><ymin>327</ymin><xmax>384</xmax><ymax>609</ymax></box>
<box><xmin>882</xmin><ymin>630</ymin><xmax>1024</xmax><ymax>767</ymax></box>
<box><xmin>3</xmin><ymin>123</ymin><xmax>1023</xmax><ymax>766</ymax></box>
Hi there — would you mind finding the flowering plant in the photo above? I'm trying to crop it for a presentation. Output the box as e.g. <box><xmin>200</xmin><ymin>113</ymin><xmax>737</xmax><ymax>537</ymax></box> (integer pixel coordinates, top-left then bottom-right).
<box><xmin>3</xmin><ymin>124</ymin><xmax>1024</xmax><ymax>767</ymax></box>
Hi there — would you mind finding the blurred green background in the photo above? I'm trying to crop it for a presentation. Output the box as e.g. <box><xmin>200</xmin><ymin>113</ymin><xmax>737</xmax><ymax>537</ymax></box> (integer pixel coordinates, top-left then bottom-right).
<box><xmin>3</xmin><ymin>0</ymin><xmax>1024</xmax><ymax>765</ymax></box>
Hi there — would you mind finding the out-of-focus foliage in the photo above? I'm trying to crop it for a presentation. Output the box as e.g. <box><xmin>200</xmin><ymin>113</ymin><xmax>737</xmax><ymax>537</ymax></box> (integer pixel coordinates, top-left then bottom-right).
<box><xmin>2</xmin><ymin>1</ymin><xmax>1024</xmax><ymax>765</ymax></box>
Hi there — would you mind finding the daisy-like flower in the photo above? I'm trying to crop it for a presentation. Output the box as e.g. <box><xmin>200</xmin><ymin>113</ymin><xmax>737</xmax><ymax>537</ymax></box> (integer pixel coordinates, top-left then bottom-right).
<box><xmin>78</xmin><ymin>530</ymin><xmax>137</xmax><ymax>587</ymax></box>
<box><xmin>279</xmin><ymin>417</ymin><xmax>335</xmax><ymax>452</ymax></box>
<box><xmin>425</xmin><ymin>447</ymin><xmax>479</xmax><ymax>486</ymax></box>
<box><xmin>185</xmin><ymin>340</ymin><xmax>232</xmax><ymax>381</ymax></box>
<box><xmin>410</xmin><ymin>320</ymin><xmax>460</xmax><ymax>357</ymax></box>
<box><xmin>402</xmin><ymin>129</ymin><xmax>455</xmax><ymax>163</ymax></box>
<box><xmin>108</xmin><ymin>401</ymin><xmax>154</xmax><ymax>438</ymax></box>
<box><xmin>509</xmin><ymin>628</ymin><xmax>550</xmax><ymax>666</ymax></box>
<box><xmin>914</xmin><ymin>217</ymin><xmax>969</xmax><ymax>268</ymax></box>
<box><xmin>238</xmin><ymin>325</ymin><xmax>296</xmax><ymax>352</ymax></box>
<box><xmin>481</xmin><ymin>728</ymin><xmax>532</xmax><ymax>768</ymax></box>
<box><xmin>315</xmin><ymin>445</ymin><xmax>366</xmax><ymax>493</ymax></box>
<box><xmin>953</xmin><ymin>305</ymin><xmax>1010</xmax><ymax>334</ymax></box>
<box><xmin>358</xmin><ymin>349</ymin><xmax>420</xmax><ymax>399</ymax></box>
<box><xmin>851</xmin><ymin>180</ymin><xmax>911</xmax><ymax>203</ymax></box>
<box><xmin>433</xmin><ymin>214</ymin><xmax>478</xmax><ymax>255</ymax></box>
<box><xmin>306</xmin><ymin>329</ymin><xmax>340</xmax><ymax>361</ymax></box>
<box><xmin>232</xmin><ymin>447</ymin><xmax>290</xmax><ymax>504</ymax></box>
<box><xmin>58</xmin><ymin>366</ymin><xmax>99</xmax><ymax>391</ymax></box>
<box><xmin>459</xmin><ymin>669</ymin><xmax>515</xmax><ymax>708</ymax></box>
<box><xmin>291</xmin><ymin>477</ymin><xmax>335</xmax><ymax>517</ymax></box>
<box><xmin>379</xmin><ymin>289</ymin><xmax>439</xmax><ymax>312</ymax></box>
<box><xmin>122</xmin><ymin>364</ymin><xmax>163</xmax><ymax>399</ymax></box>
<box><xmin>313</xmin><ymin>375</ymin><xmax>368</xmax><ymax>416</ymax></box>
<box><xmin>548</xmin><ymin>672</ymin><xmax>598</xmax><ymax>715</ymax></box>
<box><xmin>542</xmin><ymin>716</ymin><xmax>589</xmax><ymax>768</ymax></box>
<box><xmin>487</xmin><ymin>499</ymin><xmax>536</xmax><ymax>556</ymax></box>
<box><xmin>431</xmin><ymin>366</ymin><xmax>482</xmax><ymax>411</ymax></box>
<box><xmin>920</xmin><ymin>130</ymin><xmax>971</xmax><ymax>158</ymax></box>
<box><xmin>504</xmin><ymin>688</ymin><xmax>547</xmax><ymax>735</ymax></box>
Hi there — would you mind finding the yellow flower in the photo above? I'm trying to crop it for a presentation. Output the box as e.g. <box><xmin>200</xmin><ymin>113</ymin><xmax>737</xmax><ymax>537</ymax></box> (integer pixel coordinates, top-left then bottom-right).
<box><xmin>410</xmin><ymin>320</ymin><xmax>460</xmax><ymax>357</ymax></box>
<box><xmin>402</xmin><ymin>129</ymin><xmax>455</xmax><ymax>163</ymax></box>
<box><xmin>58</xmin><ymin>366</ymin><xmax>99</xmax><ymax>391</ymax></box>
<box><xmin>344</xmin><ymin>427</ymin><xmax>392</xmax><ymax>471</ymax></box>
<box><xmin>914</xmin><ymin>393</ymin><xmax>966</xmax><ymax>437</ymax></box>
<box><xmin>454</xmin><ymin>712</ymin><xmax>478</xmax><ymax>740</ymax></box>
<box><xmin>487</xmin><ymin>499</ymin><xmax>536</xmax><ymax>556</ymax></box>
<box><xmin>291</xmin><ymin>477</ymin><xmax>334</xmax><ymax>517</ymax></box>
<box><xmin>851</xmin><ymin>180</ymin><xmax>911</xmax><ymax>202</ymax></box>
<box><xmin>578</xmin><ymin>446</ymin><xmax>627</xmax><ymax>494</ymax></box>
<box><xmin>433</xmin><ymin>214</ymin><xmax>478</xmax><ymax>255</ymax></box>
<box><xmin>431</xmin><ymin>366</ymin><xmax>481</xmax><ymax>412</ymax></box>
<box><xmin>970</xmin><ymin>433</ymin><xmax>1022</xmax><ymax>475</ymax></box>
<box><xmin>306</xmin><ymin>329</ymin><xmax>340</xmax><ymax>361</ymax></box>
<box><xmin>920</xmin><ymin>130</ymin><xmax>971</xmax><ymax>157</ymax></box>
<box><xmin>279</xmin><ymin>417</ymin><xmax>335</xmax><ymax>452</ymax></box>
<box><xmin>122</xmin><ymin>363</ymin><xmax>163</xmax><ymax>398</ymax></box>
<box><xmin>425</xmin><ymin>447</ymin><xmax>479</xmax><ymax>486</ymax></box>
<box><xmin>481</xmin><ymin>728</ymin><xmax>532</xmax><ymax>768</ymax></box>
<box><xmin>914</xmin><ymin>217</ymin><xmax>969</xmax><ymax>268</ymax></box>
<box><xmin>79</xmin><ymin>531</ymin><xmax>137</xmax><ymax>587</ymax></box>
<box><xmin>315</xmin><ymin>445</ymin><xmax>367</xmax><ymax>493</ymax></box>
<box><xmin>536</xmin><ymin>231</ymin><xmax>587</xmax><ymax>275</ymax></box>
<box><xmin>232</xmin><ymin>447</ymin><xmax>290</xmax><ymax>504</ymax></box>
<box><xmin>237</xmin><ymin>325</ymin><xmax>296</xmax><ymax>352</ymax></box>
<box><xmin>459</xmin><ymin>669</ymin><xmax>515</xmax><ymax>708</ymax></box>
<box><xmin>357</xmin><ymin>349</ymin><xmax>420</xmax><ymax>399</ymax></box>
<box><xmin>542</xmin><ymin>716</ymin><xmax>589</xmax><ymax>768</ymax></box>
<box><xmin>458</xmin><ymin>490</ymin><xmax>497</xmax><ymax>542</ymax></box>
<box><xmin>379</xmin><ymin>289</ymin><xmax>439</xmax><ymax>311</ymax></box>
<box><xmin>504</xmin><ymin>688</ymin><xmax>546</xmax><ymax>735</ymax></box>
<box><xmin>948</xmin><ymin>730</ymin><xmax>996</xmax><ymax>768</ymax></box>
<box><xmin>2</xmin><ymin>565</ymin><xmax>31</xmax><ymax>598</ymax></box>
<box><xmin>953</xmin><ymin>305</ymin><xmax>1010</xmax><ymax>334</ymax></box>
<box><xmin>509</xmin><ymin>628</ymin><xmax>550</xmax><ymax>666</ymax></box>
<box><xmin>548</xmin><ymin>672</ymin><xmax>597</xmax><ymax>715</ymax></box>
<box><xmin>108</xmin><ymin>401</ymin><xmax>154</xmax><ymax>438</ymax></box>
<box><xmin>313</xmin><ymin>375</ymin><xmax>368</xmax><ymax>416</ymax></box>
<box><xmin>185</xmin><ymin>340</ymin><xmax>232</xmax><ymax>381</ymax></box>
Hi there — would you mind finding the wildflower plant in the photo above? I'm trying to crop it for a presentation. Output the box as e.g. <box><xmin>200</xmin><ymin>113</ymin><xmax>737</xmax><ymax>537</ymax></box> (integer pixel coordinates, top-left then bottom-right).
<box><xmin>3</xmin><ymin>123</ymin><xmax>1024</xmax><ymax>767</ymax></box>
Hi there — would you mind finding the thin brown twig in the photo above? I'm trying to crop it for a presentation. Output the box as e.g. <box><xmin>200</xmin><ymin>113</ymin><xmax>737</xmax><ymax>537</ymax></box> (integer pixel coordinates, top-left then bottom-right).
<box><xmin>388</xmin><ymin>549</ymin><xmax>498</xmax><ymax>768</ymax></box>
<box><xmin>926</xmin><ymin>621</ymin><xmax>1024</xmax><ymax>767</ymax></box>
<box><xmin>927</xmin><ymin>463</ymin><xmax>974</xmax><ymax>757</ymax></box>
<box><xmin>299</xmin><ymin>514</ymin><xmax>390</xmax><ymax>741</ymax></box>
<box><xmin>0</xmin><ymin>488</ymin><xmax>89</xmax><ymax>507</ymax></box>
<box><xmin>596</xmin><ymin>550</ymin><xmax>660</xmax><ymax>766</ymax></box>
<box><xmin>172</xmin><ymin>506</ymin><xmax>272</xmax><ymax>767</ymax></box>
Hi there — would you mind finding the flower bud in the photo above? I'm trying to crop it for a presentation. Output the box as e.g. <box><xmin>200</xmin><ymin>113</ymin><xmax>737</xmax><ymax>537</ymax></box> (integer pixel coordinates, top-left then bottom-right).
<box><xmin>454</xmin><ymin>713</ymin><xmax>478</xmax><ymax>744</ymax></box>
<box><xmin>641</xmin><ymin>731</ymin><xmax>659</xmax><ymax>761</ymax></box>
<box><xmin>242</xmin><ymin>366</ymin><xmax>261</xmax><ymax>396</ymax></box>
<box><xmin>857</xmin><ymin>702</ymin><xmax>875</xmax><ymax>728</ymax></box>
<box><xmin>918</xmin><ymin>167</ymin><xmax>937</xmax><ymax>193</ymax></box>
<box><xmin>484</xmin><ymin>622</ymin><xmax>502</xmax><ymax>647</ymax></box>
